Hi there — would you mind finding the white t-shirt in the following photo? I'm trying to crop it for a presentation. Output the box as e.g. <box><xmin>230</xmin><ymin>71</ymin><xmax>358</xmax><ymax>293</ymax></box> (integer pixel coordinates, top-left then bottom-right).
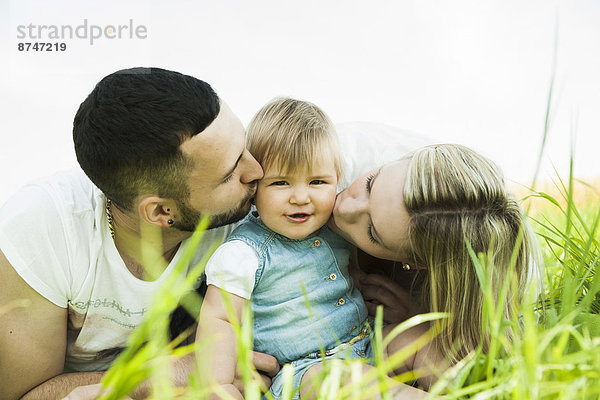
<box><xmin>0</xmin><ymin>169</ymin><xmax>233</xmax><ymax>371</ymax></box>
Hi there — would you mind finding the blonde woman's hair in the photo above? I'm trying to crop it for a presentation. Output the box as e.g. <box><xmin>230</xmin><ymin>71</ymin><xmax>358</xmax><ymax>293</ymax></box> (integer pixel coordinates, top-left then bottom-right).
<box><xmin>246</xmin><ymin>97</ymin><xmax>342</xmax><ymax>177</ymax></box>
<box><xmin>403</xmin><ymin>144</ymin><xmax>541</xmax><ymax>363</ymax></box>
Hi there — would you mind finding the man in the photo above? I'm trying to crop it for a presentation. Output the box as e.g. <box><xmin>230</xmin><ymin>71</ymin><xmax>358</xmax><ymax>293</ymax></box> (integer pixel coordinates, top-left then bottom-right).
<box><xmin>0</xmin><ymin>67</ymin><xmax>279</xmax><ymax>399</ymax></box>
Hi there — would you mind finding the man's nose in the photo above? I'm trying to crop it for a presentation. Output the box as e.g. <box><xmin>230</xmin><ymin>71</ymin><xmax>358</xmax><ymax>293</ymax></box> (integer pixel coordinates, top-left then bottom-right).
<box><xmin>240</xmin><ymin>150</ymin><xmax>263</xmax><ymax>184</ymax></box>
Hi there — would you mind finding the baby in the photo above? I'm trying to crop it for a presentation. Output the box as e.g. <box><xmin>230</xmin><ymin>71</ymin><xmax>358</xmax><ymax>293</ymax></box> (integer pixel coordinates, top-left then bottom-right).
<box><xmin>197</xmin><ymin>98</ymin><xmax>375</xmax><ymax>399</ymax></box>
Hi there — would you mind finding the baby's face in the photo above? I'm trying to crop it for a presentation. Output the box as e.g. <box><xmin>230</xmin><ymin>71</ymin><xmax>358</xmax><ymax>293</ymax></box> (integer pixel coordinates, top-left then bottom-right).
<box><xmin>254</xmin><ymin>159</ymin><xmax>338</xmax><ymax>239</ymax></box>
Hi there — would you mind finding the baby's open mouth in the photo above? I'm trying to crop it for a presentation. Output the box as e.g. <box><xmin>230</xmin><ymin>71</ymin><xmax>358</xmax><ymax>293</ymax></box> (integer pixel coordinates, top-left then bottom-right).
<box><xmin>286</xmin><ymin>213</ymin><xmax>310</xmax><ymax>222</ymax></box>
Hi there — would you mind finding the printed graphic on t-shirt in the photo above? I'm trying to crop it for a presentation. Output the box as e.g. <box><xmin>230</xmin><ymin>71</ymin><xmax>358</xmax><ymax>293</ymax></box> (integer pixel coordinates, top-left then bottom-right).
<box><xmin>65</xmin><ymin>300</ymin><xmax>146</xmax><ymax>371</ymax></box>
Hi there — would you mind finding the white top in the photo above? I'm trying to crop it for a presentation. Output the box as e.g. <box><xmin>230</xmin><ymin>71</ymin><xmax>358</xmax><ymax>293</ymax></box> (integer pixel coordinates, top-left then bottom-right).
<box><xmin>205</xmin><ymin>240</ymin><xmax>258</xmax><ymax>299</ymax></box>
<box><xmin>0</xmin><ymin>169</ymin><xmax>234</xmax><ymax>371</ymax></box>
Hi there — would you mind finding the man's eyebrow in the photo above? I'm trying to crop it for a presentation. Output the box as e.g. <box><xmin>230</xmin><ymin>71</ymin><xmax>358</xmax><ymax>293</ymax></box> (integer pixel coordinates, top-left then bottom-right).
<box><xmin>368</xmin><ymin>168</ymin><xmax>391</xmax><ymax>250</ymax></box>
<box><xmin>221</xmin><ymin>152</ymin><xmax>243</xmax><ymax>183</ymax></box>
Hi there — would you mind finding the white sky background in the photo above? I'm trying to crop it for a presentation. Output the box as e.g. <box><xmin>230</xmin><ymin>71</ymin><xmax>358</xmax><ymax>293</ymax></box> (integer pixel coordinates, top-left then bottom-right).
<box><xmin>1</xmin><ymin>0</ymin><xmax>599</xmax><ymax>204</ymax></box>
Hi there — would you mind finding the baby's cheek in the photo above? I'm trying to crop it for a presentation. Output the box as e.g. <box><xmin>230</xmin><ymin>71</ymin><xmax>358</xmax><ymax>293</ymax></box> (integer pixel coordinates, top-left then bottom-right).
<box><xmin>253</xmin><ymin>188</ymin><xmax>270</xmax><ymax>213</ymax></box>
<box><xmin>325</xmin><ymin>189</ymin><xmax>337</xmax><ymax>212</ymax></box>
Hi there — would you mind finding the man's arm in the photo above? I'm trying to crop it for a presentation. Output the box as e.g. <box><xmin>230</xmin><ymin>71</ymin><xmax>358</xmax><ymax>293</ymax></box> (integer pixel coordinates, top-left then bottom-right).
<box><xmin>21</xmin><ymin>372</ymin><xmax>104</xmax><ymax>400</ymax></box>
<box><xmin>0</xmin><ymin>250</ymin><xmax>69</xmax><ymax>399</ymax></box>
<box><xmin>60</xmin><ymin>346</ymin><xmax>280</xmax><ymax>399</ymax></box>
<box><xmin>1</xmin><ymin>251</ymin><xmax>108</xmax><ymax>400</ymax></box>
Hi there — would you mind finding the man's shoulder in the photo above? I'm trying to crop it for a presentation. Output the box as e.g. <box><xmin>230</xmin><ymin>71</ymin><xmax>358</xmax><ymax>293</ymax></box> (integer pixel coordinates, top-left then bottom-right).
<box><xmin>2</xmin><ymin>168</ymin><xmax>100</xmax><ymax>212</ymax></box>
<box><xmin>0</xmin><ymin>169</ymin><xmax>104</xmax><ymax>309</ymax></box>
<box><xmin>0</xmin><ymin>168</ymin><xmax>104</xmax><ymax>248</ymax></box>
<box><xmin>32</xmin><ymin>169</ymin><xmax>101</xmax><ymax>210</ymax></box>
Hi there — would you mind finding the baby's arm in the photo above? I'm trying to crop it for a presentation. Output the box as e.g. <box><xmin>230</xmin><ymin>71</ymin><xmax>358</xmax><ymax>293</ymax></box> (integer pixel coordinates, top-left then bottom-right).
<box><xmin>196</xmin><ymin>284</ymin><xmax>247</xmax><ymax>400</ymax></box>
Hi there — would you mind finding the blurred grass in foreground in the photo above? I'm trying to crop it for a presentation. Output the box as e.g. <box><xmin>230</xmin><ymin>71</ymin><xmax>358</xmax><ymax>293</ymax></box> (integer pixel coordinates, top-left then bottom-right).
<box><xmin>93</xmin><ymin>172</ymin><xmax>600</xmax><ymax>399</ymax></box>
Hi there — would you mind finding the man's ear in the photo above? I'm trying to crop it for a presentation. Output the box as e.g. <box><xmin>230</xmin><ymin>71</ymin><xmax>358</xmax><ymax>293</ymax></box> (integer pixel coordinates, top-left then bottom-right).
<box><xmin>138</xmin><ymin>196</ymin><xmax>175</xmax><ymax>228</ymax></box>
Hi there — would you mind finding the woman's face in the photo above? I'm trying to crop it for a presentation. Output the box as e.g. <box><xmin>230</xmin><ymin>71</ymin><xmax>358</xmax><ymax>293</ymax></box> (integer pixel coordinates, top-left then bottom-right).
<box><xmin>328</xmin><ymin>160</ymin><xmax>411</xmax><ymax>261</ymax></box>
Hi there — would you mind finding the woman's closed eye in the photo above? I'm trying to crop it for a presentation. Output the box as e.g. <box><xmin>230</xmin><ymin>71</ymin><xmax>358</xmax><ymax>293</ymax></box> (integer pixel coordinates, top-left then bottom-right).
<box><xmin>365</xmin><ymin>171</ymin><xmax>381</xmax><ymax>244</ymax></box>
<box><xmin>365</xmin><ymin>173</ymin><xmax>375</xmax><ymax>193</ymax></box>
<box><xmin>367</xmin><ymin>223</ymin><xmax>377</xmax><ymax>244</ymax></box>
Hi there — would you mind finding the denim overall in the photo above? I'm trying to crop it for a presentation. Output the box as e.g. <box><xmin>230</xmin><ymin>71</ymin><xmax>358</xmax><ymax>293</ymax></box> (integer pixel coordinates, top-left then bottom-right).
<box><xmin>227</xmin><ymin>213</ymin><xmax>372</xmax><ymax>399</ymax></box>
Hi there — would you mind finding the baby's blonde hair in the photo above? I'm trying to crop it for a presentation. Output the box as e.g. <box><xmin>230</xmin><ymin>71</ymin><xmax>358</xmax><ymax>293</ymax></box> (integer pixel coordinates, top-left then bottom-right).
<box><xmin>246</xmin><ymin>97</ymin><xmax>342</xmax><ymax>177</ymax></box>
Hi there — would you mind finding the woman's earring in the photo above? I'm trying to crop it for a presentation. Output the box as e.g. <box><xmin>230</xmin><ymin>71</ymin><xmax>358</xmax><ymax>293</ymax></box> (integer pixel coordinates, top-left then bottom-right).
<box><xmin>402</xmin><ymin>263</ymin><xmax>411</xmax><ymax>271</ymax></box>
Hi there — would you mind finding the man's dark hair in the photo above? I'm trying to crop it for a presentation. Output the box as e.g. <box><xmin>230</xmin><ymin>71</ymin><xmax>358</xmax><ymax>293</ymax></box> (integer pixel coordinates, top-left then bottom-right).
<box><xmin>73</xmin><ymin>67</ymin><xmax>220</xmax><ymax>210</ymax></box>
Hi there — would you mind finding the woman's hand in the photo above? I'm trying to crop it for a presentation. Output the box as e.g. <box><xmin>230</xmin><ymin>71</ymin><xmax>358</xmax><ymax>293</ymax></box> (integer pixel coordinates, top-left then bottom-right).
<box><xmin>358</xmin><ymin>274</ymin><xmax>422</xmax><ymax>324</ymax></box>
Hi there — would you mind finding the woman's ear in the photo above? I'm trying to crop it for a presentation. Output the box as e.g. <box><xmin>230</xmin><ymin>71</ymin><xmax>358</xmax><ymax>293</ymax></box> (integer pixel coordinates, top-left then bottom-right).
<box><xmin>404</xmin><ymin>262</ymin><xmax>427</xmax><ymax>271</ymax></box>
<box><xmin>138</xmin><ymin>196</ymin><xmax>175</xmax><ymax>228</ymax></box>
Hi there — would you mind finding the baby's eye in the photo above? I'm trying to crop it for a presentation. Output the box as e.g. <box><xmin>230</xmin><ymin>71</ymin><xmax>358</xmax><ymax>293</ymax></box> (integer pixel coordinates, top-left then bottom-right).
<box><xmin>271</xmin><ymin>181</ymin><xmax>288</xmax><ymax>186</ymax></box>
<box><xmin>310</xmin><ymin>180</ymin><xmax>327</xmax><ymax>185</ymax></box>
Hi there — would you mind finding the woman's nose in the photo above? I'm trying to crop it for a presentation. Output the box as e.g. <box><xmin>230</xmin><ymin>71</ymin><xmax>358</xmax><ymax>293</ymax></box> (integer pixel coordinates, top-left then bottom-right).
<box><xmin>337</xmin><ymin>190</ymin><xmax>367</xmax><ymax>222</ymax></box>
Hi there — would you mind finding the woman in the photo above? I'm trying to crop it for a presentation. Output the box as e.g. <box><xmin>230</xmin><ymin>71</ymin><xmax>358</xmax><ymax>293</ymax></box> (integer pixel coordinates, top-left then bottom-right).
<box><xmin>329</xmin><ymin>143</ymin><xmax>542</xmax><ymax>390</ymax></box>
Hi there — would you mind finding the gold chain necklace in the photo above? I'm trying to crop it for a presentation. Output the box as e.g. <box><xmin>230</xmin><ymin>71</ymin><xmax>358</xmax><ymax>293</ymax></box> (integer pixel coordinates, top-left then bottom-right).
<box><xmin>105</xmin><ymin>199</ymin><xmax>115</xmax><ymax>239</ymax></box>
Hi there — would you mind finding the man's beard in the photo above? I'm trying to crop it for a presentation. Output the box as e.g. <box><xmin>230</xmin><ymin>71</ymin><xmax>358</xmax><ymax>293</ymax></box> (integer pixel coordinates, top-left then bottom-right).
<box><xmin>172</xmin><ymin>188</ymin><xmax>254</xmax><ymax>232</ymax></box>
